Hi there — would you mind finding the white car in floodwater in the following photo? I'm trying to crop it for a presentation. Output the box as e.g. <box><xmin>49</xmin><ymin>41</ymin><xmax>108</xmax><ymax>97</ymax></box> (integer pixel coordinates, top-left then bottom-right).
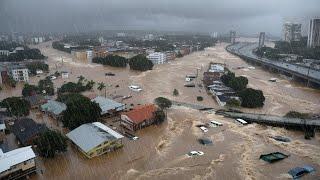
<box><xmin>187</xmin><ymin>151</ymin><xmax>204</xmax><ymax>157</ymax></box>
<box><xmin>129</xmin><ymin>85</ymin><xmax>142</xmax><ymax>92</ymax></box>
<box><xmin>131</xmin><ymin>136</ymin><xmax>139</xmax><ymax>140</ymax></box>
<box><xmin>50</xmin><ymin>76</ymin><xmax>57</xmax><ymax>80</ymax></box>
<box><xmin>199</xmin><ymin>126</ymin><xmax>208</xmax><ymax>133</ymax></box>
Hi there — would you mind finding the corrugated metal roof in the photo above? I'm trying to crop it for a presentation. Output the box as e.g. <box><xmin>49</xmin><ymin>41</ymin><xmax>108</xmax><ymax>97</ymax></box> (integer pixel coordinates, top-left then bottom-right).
<box><xmin>66</xmin><ymin>122</ymin><xmax>123</xmax><ymax>153</ymax></box>
<box><xmin>0</xmin><ymin>146</ymin><xmax>35</xmax><ymax>173</ymax></box>
<box><xmin>41</xmin><ymin>100</ymin><xmax>67</xmax><ymax>115</ymax></box>
<box><xmin>91</xmin><ymin>96</ymin><xmax>125</xmax><ymax>115</ymax></box>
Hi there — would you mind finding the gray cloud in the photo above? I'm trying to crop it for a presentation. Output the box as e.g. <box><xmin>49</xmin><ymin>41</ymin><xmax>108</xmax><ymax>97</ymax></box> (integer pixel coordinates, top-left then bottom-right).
<box><xmin>0</xmin><ymin>0</ymin><xmax>319</xmax><ymax>36</ymax></box>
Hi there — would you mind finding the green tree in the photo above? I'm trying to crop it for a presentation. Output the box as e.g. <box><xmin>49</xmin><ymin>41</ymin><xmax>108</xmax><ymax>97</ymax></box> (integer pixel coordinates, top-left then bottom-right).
<box><xmin>173</xmin><ymin>89</ymin><xmax>179</xmax><ymax>96</ymax></box>
<box><xmin>285</xmin><ymin>111</ymin><xmax>310</xmax><ymax>119</ymax></box>
<box><xmin>238</xmin><ymin>88</ymin><xmax>265</xmax><ymax>108</ymax></box>
<box><xmin>1</xmin><ymin>97</ymin><xmax>30</xmax><ymax>117</ymax></box>
<box><xmin>197</xmin><ymin>96</ymin><xmax>203</xmax><ymax>101</ymax></box>
<box><xmin>92</xmin><ymin>55</ymin><xmax>128</xmax><ymax>67</ymax></box>
<box><xmin>7</xmin><ymin>76</ymin><xmax>17</xmax><ymax>88</ymax></box>
<box><xmin>62</xmin><ymin>94</ymin><xmax>101</xmax><ymax>130</ymax></box>
<box><xmin>154</xmin><ymin>109</ymin><xmax>166</xmax><ymax>124</ymax></box>
<box><xmin>77</xmin><ymin>75</ymin><xmax>85</xmax><ymax>85</ymax></box>
<box><xmin>22</xmin><ymin>84</ymin><xmax>38</xmax><ymax>97</ymax></box>
<box><xmin>154</xmin><ymin>97</ymin><xmax>172</xmax><ymax>110</ymax></box>
<box><xmin>85</xmin><ymin>80</ymin><xmax>95</xmax><ymax>90</ymax></box>
<box><xmin>97</xmin><ymin>82</ymin><xmax>106</xmax><ymax>96</ymax></box>
<box><xmin>129</xmin><ymin>54</ymin><xmax>154</xmax><ymax>71</ymax></box>
<box><xmin>226</xmin><ymin>98</ymin><xmax>241</xmax><ymax>107</ymax></box>
<box><xmin>35</xmin><ymin>130</ymin><xmax>67</xmax><ymax>158</ymax></box>
<box><xmin>38</xmin><ymin>77</ymin><xmax>54</xmax><ymax>95</ymax></box>
<box><xmin>26</xmin><ymin>62</ymin><xmax>49</xmax><ymax>75</ymax></box>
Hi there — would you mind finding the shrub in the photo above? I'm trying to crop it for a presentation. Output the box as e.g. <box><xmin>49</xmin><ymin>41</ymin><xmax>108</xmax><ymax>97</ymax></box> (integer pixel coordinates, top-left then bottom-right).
<box><xmin>285</xmin><ymin>111</ymin><xmax>310</xmax><ymax>119</ymax></box>
<box><xmin>197</xmin><ymin>96</ymin><xmax>203</xmax><ymax>101</ymax></box>
<box><xmin>173</xmin><ymin>89</ymin><xmax>179</xmax><ymax>96</ymax></box>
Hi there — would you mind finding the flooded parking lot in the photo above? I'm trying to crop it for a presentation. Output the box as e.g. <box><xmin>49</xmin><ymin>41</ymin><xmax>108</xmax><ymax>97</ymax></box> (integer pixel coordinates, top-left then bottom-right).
<box><xmin>1</xmin><ymin>41</ymin><xmax>319</xmax><ymax>179</ymax></box>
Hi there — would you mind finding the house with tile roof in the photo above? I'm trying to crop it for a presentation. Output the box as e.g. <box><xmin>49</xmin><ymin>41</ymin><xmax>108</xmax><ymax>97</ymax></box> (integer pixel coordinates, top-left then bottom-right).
<box><xmin>120</xmin><ymin>104</ymin><xmax>157</xmax><ymax>131</ymax></box>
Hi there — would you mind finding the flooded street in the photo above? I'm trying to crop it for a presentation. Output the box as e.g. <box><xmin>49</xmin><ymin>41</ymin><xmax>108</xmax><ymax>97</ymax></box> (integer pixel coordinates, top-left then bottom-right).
<box><xmin>2</xmin><ymin>41</ymin><xmax>319</xmax><ymax>179</ymax></box>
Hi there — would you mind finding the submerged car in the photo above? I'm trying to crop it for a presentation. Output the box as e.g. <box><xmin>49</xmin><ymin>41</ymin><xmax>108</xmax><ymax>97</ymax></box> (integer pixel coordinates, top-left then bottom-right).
<box><xmin>187</xmin><ymin>151</ymin><xmax>204</xmax><ymax>157</ymax></box>
<box><xmin>199</xmin><ymin>126</ymin><xmax>208</xmax><ymax>133</ymax></box>
<box><xmin>131</xmin><ymin>136</ymin><xmax>139</xmax><ymax>141</ymax></box>
<box><xmin>288</xmin><ymin>165</ymin><xmax>315</xmax><ymax>179</ymax></box>
<box><xmin>129</xmin><ymin>85</ymin><xmax>142</xmax><ymax>92</ymax></box>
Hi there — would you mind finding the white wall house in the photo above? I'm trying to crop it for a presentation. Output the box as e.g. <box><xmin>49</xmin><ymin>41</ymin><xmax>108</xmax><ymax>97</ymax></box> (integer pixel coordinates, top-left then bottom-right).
<box><xmin>147</xmin><ymin>52</ymin><xmax>167</xmax><ymax>64</ymax></box>
<box><xmin>9</xmin><ymin>65</ymin><xmax>29</xmax><ymax>82</ymax></box>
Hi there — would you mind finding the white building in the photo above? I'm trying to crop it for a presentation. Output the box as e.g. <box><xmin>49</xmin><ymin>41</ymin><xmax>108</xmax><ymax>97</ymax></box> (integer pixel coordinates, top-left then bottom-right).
<box><xmin>0</xmin><ymin>50</ymin><xmax>9</xmax><ymax>56</ymax></box>
<box><xmin>0</xmin><ymin>146</ymin><xmax>37</xmax><ymax>179</ymax></box>
<box><xmin>308</xmin><ymin>18</ymin><xmax>320</xmax><ymax>48</ymax></box>
<box><xmin>209</xmin><ymin>64</ymin><xmax>224</xmax><ymax>73</ymax></box>
<box><xmin>61</xmin><ymin>71</ymin><xmax>69</xmax><ymax>79</ymax></box>
<box><xmin>116</xmin><ymin>33</ymin><xmax>126</xmax><ymax>37</ymax></box>
<box><xmin>86</xmin><ymin>50</ymin><xmax>93</xmax><ymax>63</ymax></box>
<box><xmin>9</xmin><ymin>64</ymin><xmax>29</xmax><ymax>82</ymax></box>
<box><xmin>283</xmin><ymin>22</ymin><xmax>302</xmax><ymax>42</ymax></box>
<box><xmin>147</xmin><ymin>52</ymin><xmax>167</xmax><ymax>64</ymax></box>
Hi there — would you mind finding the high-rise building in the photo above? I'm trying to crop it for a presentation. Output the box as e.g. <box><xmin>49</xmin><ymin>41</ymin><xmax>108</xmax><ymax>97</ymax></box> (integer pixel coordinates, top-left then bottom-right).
<box><xmin>307</xmin><ymin>18</ymin><xmax>320</xmax><ymax>48</ymax></box>
<box><xmin>230</xmin><ymin>31</ymin><xmax>236</xmax><ymax>44</ymax></box>
<box><xmin>258</xmin><ymin>32</ymin><xmax>265</xmax><ymax>48</ymax></box>
<box><xmin>283</xmin><ymin>22</ymin><xmax>301</xmax><ymax>42</ymax></box>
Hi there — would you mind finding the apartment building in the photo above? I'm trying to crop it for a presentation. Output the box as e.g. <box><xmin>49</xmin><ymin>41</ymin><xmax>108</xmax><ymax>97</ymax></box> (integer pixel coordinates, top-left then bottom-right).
<box><xmin>8</xmin><ymin>64</ymin><xmax>29</xmax><ymax>82</ymax></box>
<box><xmin>147</xmin><ymin>52</ymin><xmax>167</xmax><ymax>64</ymax></box>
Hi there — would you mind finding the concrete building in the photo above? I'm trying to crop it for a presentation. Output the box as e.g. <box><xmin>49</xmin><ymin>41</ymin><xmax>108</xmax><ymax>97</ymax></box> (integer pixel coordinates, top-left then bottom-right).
<box><xmin>66</xmin><ymin>122</ymin><xmax>124</xmax><ymax>158</ymax></box>
<box><xmin>116</xmin><ymin>32</ymin><xmax>126</xmax><ymax>37</ymax></box>
<box><xmin>165</xmin><ymin>51</ymin><xmax>176</xmax><ymax>61</ymax></box>
<box><xmin>0</xmin><ymin>146</ymin><xmax>37</xmax><ymax>180</ymax></box>
<box><xmin>0</xmin><ymin>50</ymin><xmax>10</xmax><ymax>56</ymax></box>
<box><xmin>258</xmin><ymin>32</ymin><xmax>265</xmax><ymax>48</ymax></box>
<box><xmin>98</xmin><ymin>36</ymin><xmax>104</xmax><ymax>44</ymax></box>
<box><xmin>8</xmin><ymin>64</ymin><xmax>29</xmax><ymax>82</ymax></box>
<box><xmin>147</xmin><ymin>52</ymin><xmax>167</xmax><ymax>64</ymax></box>
<box><xmin>71</xmin><ymin>50</ymin><xmax>92</xmax><ymax>63</ymax></box>
<box><xmin>307</xmin><ymin>18</ymin><xmax>320</xmax><ymax>48</ymax></box>
<box><xmin>230</xmin><ymin>31</ymin><xmax>236</xmax><ymax>44</ymax></box>
<box><xmin>283</xmin><ymin>22</ymin><xmax>302</xmax><ymax>42</ymax></box>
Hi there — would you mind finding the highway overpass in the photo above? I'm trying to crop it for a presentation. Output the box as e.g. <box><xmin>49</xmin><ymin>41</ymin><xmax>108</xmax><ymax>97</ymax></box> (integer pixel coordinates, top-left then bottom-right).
<box><xmin>226</xmin><ymin>42</ymin><xmax>320</xmax><ymax>87</ymax></box>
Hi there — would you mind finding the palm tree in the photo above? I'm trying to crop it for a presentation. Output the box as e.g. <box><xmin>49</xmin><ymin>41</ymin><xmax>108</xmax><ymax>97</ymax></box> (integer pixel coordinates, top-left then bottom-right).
<box><xmin>77</xmin><ymin>75</ymin><xmax>85</xmax><ymax>85</ymax></box>
<box><xmin>97</xmin><ymin>82</ymin><xmax>106</xmax><ymax>97</ymax></box>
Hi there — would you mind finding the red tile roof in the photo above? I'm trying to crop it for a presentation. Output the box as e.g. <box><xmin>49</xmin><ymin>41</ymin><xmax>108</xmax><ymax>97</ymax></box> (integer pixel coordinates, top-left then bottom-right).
<box><xmin>122</xmin><ymin>104</ymin><xmax>157</xmax><ymax>124</ymax></box>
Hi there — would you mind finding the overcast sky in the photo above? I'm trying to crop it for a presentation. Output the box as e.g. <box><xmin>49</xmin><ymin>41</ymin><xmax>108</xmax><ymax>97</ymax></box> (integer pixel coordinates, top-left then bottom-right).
<box><xmin>0</xmin><ymin>0</ymin><xmax>319</xmax><ymax>36</ymax></box>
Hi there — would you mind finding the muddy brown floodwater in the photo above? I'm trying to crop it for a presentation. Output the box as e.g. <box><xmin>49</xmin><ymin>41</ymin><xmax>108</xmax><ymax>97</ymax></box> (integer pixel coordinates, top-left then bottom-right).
<box><xmin>1</xmin><ymin>40</ymin><xmax>319</xmax><ymax>180</ymax></box>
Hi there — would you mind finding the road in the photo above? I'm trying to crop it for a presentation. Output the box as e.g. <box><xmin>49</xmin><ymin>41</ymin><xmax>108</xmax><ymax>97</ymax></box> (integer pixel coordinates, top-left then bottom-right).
<box><xmin>227</xmin><ymin>42</ymin><xmax>320</xmax><ymax>84</ymax></box>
